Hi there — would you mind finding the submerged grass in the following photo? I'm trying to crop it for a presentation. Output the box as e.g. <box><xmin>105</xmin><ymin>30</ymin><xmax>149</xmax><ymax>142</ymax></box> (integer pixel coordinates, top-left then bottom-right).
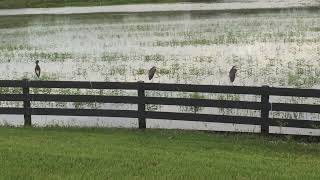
<box><xmin>0</xmin><ymin>0</ymin><xmax>203</xmax><ymax>9</ymax></box>
<box><xmin>0</xmin><ymin>7</ymin><xmax>319</xmax><ymax>119</ymax></box>
<box><xmin>0</xmin><ymin>127</ymin><xmax>320</xmax><ymax>179</ymax></box>
<box><xmin>29</xmin><ymin>52</ymin><xmax>73</xmax><ymax>62</ymax></box>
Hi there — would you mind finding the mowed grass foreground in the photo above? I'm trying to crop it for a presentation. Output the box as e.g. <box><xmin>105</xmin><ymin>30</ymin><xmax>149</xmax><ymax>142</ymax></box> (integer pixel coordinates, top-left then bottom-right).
<box><xmin>0</xmin><ymin>127</ymin><xmax>320</xmax><ymax>179</ymax></box>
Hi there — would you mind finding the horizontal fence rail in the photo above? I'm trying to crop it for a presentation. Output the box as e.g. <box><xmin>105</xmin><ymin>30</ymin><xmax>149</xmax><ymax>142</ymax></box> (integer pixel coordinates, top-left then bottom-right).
<box><xmin>0</xmin><ymin>79</ymin><xmax>320</xmax><ymax>136</ymax></box>
<box><xmin>28</xmin><ymin>81</ymin><xmax>139</xmax><ymax>90</ymax></box>
<box><xmin>143</xmin><ymin>97</ymin><xmax>262</xmax><ymax>110</ymax></box>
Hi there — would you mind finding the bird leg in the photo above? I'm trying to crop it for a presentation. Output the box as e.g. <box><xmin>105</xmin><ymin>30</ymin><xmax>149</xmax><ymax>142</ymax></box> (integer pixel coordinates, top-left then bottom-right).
<box><xmin>156</xmin><ymin>73</ymin><xmax>160</xmax><ymax>83</ymax></box>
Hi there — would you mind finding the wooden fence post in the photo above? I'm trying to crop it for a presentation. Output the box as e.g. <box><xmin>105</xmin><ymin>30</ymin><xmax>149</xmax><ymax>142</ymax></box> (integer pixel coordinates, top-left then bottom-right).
<box><xmin>261</xmin><ymin>85</ymin><xmax>270</xmax><ymax>135</ymax></box>
<box><xmin>138</xmin><ymin>81</ymin><xmax>146</xmax><ymax>129</ymax></box>
<box><xmin>23</xmin><ymin>79</ymin><xmax>31</xmax><ymax>126</ymax></box>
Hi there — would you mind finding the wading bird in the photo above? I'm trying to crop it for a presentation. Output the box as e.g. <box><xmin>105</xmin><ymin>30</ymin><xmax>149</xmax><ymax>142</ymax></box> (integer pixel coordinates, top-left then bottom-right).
<box><xmin>229</xmin><ymin>66</ymin><xmax>237</xmax><ymax>83</ymax></box>
<box><xmin>35</xmin><ymin>60</ymin><xmax>41</xmax><ymax>78</ymax></box>
<box><xmin>148</xmin><ymin>66</ymin><xmax>157</xmax><ymax>80</ymax></box>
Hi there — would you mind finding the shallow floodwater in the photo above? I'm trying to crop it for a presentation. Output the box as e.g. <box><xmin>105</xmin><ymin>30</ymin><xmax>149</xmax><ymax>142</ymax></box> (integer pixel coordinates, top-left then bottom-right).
<box><xmin>0</xmin><ymin>0</ymin><xmax>319</xmax><ymax>16</ymax></box>
<box><xmin>0</xmin><ymin>2</ymin><xmax>320</xmax><ymax>135</ymax></box>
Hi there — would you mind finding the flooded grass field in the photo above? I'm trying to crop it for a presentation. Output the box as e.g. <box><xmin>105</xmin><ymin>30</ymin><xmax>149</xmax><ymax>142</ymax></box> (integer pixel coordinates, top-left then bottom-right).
<box><xmin>0</xmin><ymin>3</ymin><xmax>320</xmax><ymax>135</ymax></box>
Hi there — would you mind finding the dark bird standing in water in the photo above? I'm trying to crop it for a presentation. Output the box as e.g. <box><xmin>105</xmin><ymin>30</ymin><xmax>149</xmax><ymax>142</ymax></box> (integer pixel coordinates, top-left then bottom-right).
<box><xmin>148</xmin><ymin>66</ymin><xmax>157</xmax><ymax>80</ymax></box>
<box><xmin>229</xmin><ymin>66</ymin><xmax>237</xmax><ymax>83</ymax></box>
<box><xmin>35</xmin><ymin>60</ymin><xmax>41</xmax><ymax>78</ymax></box>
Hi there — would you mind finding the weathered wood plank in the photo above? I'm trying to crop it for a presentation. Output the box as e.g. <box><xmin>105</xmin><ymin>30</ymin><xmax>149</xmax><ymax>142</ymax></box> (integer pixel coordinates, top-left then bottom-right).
<box><xmin>29</xmin><ymin>94</ymin><xmax>139</xmax><ymax>104</ymax></box>
<box><xmin>28</xmin><ymin>81</ymin><xmax>138</xmax><ymax>90</ymax></box>
<box><xmin>144</xmin><ymin>83</ymin><xmax>263</xmax><ymax>95</ymax></box>
<box><xmin>31</xmin><ymin>108</ymin><xmax>138</xmax><ymax>118</ymax></box>
<box><xmin>271</xmin><ymin>103</ymin><xmax>320</xmax><ymax>113</ymax></box>
<box><xmin>0</xmin><ymin>80</ymin><xmax>24</xmax><ymax>87</ymax></box>
<box><xmin>145</xmin><ymin>111</ymin><xmax>261</xmax><ymax>125</ymax></box>
<box><xmin>0</xmin><ymin>107</ymin><xmax>25</xmax><ymax>114</ymax></box>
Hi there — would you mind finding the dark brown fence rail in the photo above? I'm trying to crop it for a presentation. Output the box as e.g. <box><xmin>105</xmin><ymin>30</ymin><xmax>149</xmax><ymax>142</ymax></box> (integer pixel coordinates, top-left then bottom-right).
<box><xmin>1</xmin><ymin>79</ymin><xmax>320</xmax><ymax>135</ymax></box>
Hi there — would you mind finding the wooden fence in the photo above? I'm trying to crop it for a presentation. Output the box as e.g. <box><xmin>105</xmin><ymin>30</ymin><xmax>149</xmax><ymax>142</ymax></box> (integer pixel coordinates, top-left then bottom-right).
<box><xmin>0</xmin><ymin>79</ymin><xmax>320</xmax><ymax>135</ymax></box>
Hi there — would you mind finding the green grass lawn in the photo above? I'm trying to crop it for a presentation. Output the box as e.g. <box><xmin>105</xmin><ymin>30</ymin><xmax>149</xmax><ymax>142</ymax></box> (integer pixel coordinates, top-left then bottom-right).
<box><xmin>0</xmin><ymin>0</ymin><xmax>203</xmax><ymax>9</ymax></box>
<box><xmin>0</xmin><ymin>127</ymin><xmax>320</xmax><ymax>179</ymax></box>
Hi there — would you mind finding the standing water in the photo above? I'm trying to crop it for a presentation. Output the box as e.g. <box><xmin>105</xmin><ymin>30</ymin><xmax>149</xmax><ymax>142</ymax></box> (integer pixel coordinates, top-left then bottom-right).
<box><xmin>0</xmin><ymin>0</ymin><xmax>319</xmax><ymax>135</ymax></box>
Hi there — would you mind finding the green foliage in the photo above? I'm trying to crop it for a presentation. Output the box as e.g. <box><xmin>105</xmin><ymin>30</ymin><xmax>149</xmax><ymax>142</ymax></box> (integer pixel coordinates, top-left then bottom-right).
<box><xmin>136</xmin><ymin>68</ymin><xmax>145</xmax><ymax>75</ymax></box>
<box><xmin>0</xmin><ymin>0</ymin><xmax>197</xmax><ymax>9</ymax></box>
<box><xmin>144</xmin><ymin>54</ymin><xmax>164</xmax><ymax>62</ymax></box>
<box><xmin>29</xmin><ymin>52</ymin><xmax>72</xmax><ymax>62</ymax></box>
